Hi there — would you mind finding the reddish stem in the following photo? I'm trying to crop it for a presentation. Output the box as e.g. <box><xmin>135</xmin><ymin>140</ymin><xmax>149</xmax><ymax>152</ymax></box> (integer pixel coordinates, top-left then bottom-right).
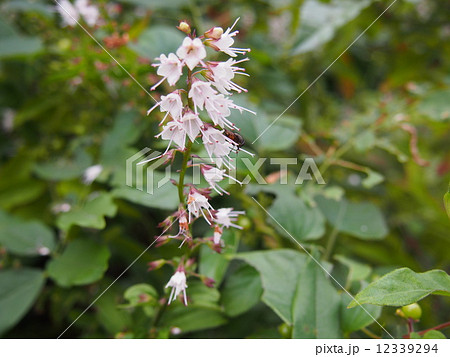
<box><xmin>403</xmin><ymin>320</ymin><xmax>450</xmax><ymax>339</ymax></box>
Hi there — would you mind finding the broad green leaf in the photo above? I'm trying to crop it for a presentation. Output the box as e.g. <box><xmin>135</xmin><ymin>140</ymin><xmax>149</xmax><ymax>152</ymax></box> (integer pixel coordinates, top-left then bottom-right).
<box><xmin>416</xmin><ymin>89</ymin><xmax>450</xmax><ymax>121</ymax></box>
<box><xmin>221</xmin><ymin>264</ymin><xmax>263</xmax><ymax>317</ymax></box>
<box><xmin>0</xmin><ymin>180</ymin><xmax>46</xmax><ymax>210</ymax></box>
<box><xmin>334</xmin><ymin>255</ymin><xmax>371</xmax><ymax>282</ymax></box>
<box><xmin>0</xmin><ymin>36</ymin><xmax>42</xmax><ymax>58</ymax></box>
<box><xmin>33</xmin><ymin>149</ymin><xmax>92</xmax><ymax>181</ymax></box>
<box><xmin>229</xmin><ymin>104</ymin><xmax>302</xmax><ymax>152</ymax></box>
<box><xmin>56</xmin><ymin>193</ymin><xmax>117</xmax><ymax>231</ymax></box>
<box><xmin>291</xmin><ymin>0</ymin><xmax>373</xmax><ymax>54</ymax></box>
<box><xmin>236</xmin><ymin>249</ymin><xmax>307</xmax><ymax>324</ymax></box>
<box><xmin>268</xmin><ymin>193</ymin><xmax>325</xmax><ymax>241</ymax></box>
<box><xmin>46</xmin><ymin>239</ymin><xmax>110</xmax><ymax>287</ymax></box>
<box><xmin>348</xmin><ymin>268</ymin><xmax>450</xmax><ymax>308</ymax></box>
<box><xmin>0</xmin><ymin>210</ymin><xmax>56</xmax><ymax>256</ymax></box>
<box><xmin>128</xmin><ymin>25</ymin><xmax>185</xmax><ymax>60</ymax></box>
<box><xmin>198</xmin><ymin>229</ymin><xmax>239</xmax><ymax>285</ymax></box>
<box><xmin>316</xmin><ymin>196</ymin><xmax>388</xmax><ymax>240</ymax></box>
<box><xmin>0</xmin><ymin>268</ymin><xmax>45</xmax><ymax>335</ymax></box>
<box><xmin>96</xmin><ymin>288</ymin><xmax>132</xmax><ymax>335</ymax></box>
<box><xmin>423</xmin><ymin>330</ymin><xmax>446</xmax><ymax>339</ymax></box>
<box><xmin>340</xmin><ymin>294</ymin><xmax>381</xmax><ymax>334</ymax></box>
<box><xmin>291</xmin><ymin>255</ymin><xmax>341</xmax><ymax>338</ymax></box>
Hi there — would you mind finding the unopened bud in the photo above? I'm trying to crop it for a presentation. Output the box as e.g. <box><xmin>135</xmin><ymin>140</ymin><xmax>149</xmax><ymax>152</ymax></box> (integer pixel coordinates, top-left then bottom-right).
<box><xmin>204</xmin><ymin>27</ymin><xmax>223</xmax><ymax>40</ymax></box>
<box><xmin>201</xmin><ymin>276</ymin><xmax>215</xmax><ymax>288</ymax></box>
<box><xmin>177</xmin><ymin>21</ymin><xmax>191</xmax><ymax>34</ymax></box>
<box><xmin>147</xmin><ymin>259</ymin><xmax>166</xmax><ymax>271</ymax></box>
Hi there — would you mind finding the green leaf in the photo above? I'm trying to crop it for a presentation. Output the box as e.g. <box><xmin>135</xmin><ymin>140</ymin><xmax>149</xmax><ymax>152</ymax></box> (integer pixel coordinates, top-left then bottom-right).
<box><xmin>292</xmin><ymin>255</ymin><xmax>342</xmax><ymax>338</ymax></box>
<box><xmin>56</xmin><ymin>193</ymin><xmax>117</xmax><ymax>231</ymax></box>
<box><xmin>221</xmin><ymin>264</ymin><xmax>263</xmax><ymax>317</ymax></box>
<box><xmin>340</xmin><ymin>294</ymin><xmax>381</xmax><ymax>334</ymax></box>
<box><xmin>362</xmin><ymin>170</ymin><xmax>384</xmax><ymax>189</ymax></box>
<box><xmin>316</xmin><ymin>196</ymin><xmax>388</xmax><ymax>240</ymax></box>
<box><xmin>229</xmin><ymin>105</ymin><xmax>302</xmax><ymax>152</ymax></box>
<box><xmin>348</xmin><ymin>268</ymin><xmax>450</xmax><ymax>308</ymax></box>
<box><xmin>236</xmin><ymin>249</ymin><xmax>307</xmax><ymax>324</ymax></box>
<box><xmin>268</xmin><ymin>193</ymin><xmax>325</xmax><ymax>241</ymax></box>
<box><xmin>0</xmin><ymin>210</ymin><xmax>56</xmax><ymax>256</ymax></box>
<box><xmin>46</xmin><ymin>239</ymin><xmax>110</xmax><ymax>287</ymax></box>
<box><xmin>0</xmin><ymin>180</ymin><xmax>46</xmax><ymax>210</ymax></box>
<box><xmin>423</xmin><ymin>330</ymin><xmax>446</xmax><ymax>339</ymax></box>
<box><xmin>416</xmin><ymin>89</ymin><xmax>450</xmax><ymax>121</ymax></box>
<box><xmin>291</xmin><ymin>0</ymin><xmax>373</xmax><ymax>54</ymax></box>
<box><xmin>198</xmin><ymin>229</ymin><xmax>239</xmax><ymax>285</ymax></box>
<box><xmin>128</xmin><ymin>25</ymin><xmax>185</xmax><ymax>60</ymax></box>
<box><xmin>0</xmin><ymin>34</ymin><xmax>42</xmax><ymax>58</ymax></box>
<box><xmin>0</xmin><ymin>268</ymin><xmax>45</xmax><ymax>335</ymax></box>
<box><xmin>334</xmin><ymin>255</ymin><xmax>372</xmax><ymax>282</ymax></box>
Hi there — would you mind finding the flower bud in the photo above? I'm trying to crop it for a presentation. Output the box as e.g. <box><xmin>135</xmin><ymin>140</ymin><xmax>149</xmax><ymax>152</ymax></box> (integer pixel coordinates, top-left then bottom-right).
<box><xmin>177</xmin><ymin>21</ymin><xmax>191</xmax><ymax>34</ymax></box>
<box><xmin>200</xmin><ymin>276</ymin><xmax>215</xmax><ymax>288</ymax></box>
<box><xmin>204</xmin><ymin>27</ymin><xmax>223</xmax><ymax>40</ymax></box>
<box><xmin>147</xmin><ymin>259</ymin><xmax>166</xmax><ymax>271</ymax></box>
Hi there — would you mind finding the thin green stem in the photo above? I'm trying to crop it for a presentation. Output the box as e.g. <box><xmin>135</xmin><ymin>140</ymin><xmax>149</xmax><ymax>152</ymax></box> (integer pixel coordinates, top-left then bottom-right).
<box><xmin>178</xmin><ymin>141</ymin><xmax>193</xmax><ymax>204</ymax></box>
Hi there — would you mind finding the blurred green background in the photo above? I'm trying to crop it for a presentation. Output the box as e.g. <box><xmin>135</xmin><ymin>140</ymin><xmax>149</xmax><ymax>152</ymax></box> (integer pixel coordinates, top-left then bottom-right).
<box><xmin>0</xmin><ymin>0</ymin><xmax>449</xmax><ymax>338</ymax></box>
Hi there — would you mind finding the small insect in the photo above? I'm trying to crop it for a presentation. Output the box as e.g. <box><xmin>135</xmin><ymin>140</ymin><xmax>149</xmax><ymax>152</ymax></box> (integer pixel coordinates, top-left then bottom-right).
<box><xmin>223</xmin><ymin>130</ymin><xmax>245</xmax><ymax>149</ymax></box>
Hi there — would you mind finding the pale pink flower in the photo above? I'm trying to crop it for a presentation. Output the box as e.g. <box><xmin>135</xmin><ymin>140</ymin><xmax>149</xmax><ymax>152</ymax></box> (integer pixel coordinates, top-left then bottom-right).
<box><xmin>187</xmin><ymin>190</ymin><xmax>214</xmax><ymax>224</ymax></box>
<box><xmin>151</xmin><ymin>53</ymin><xmax>183</xmax><ymax>90</ymax></box>
<box><xmin>209</xmin><ymin>18</ymin><xmax>250</xmax><ymax>57</ymax></box>
<box><xmin>147</xmin><ymin>91</ymin><xmax>183</xmax><ymax>124</ymax></box>
<box><xmin>166</xmin><ymin>269</ymin><xmax>188</xmax><ymax>305</ymax></box>
<box><xmin>156</xmin><ymin>120</ymin><xmax>186</xmax><ymax>151</ymax></box>
<box><xmin>180</xmin><ymin>110</ymin><xmax>203</xmax><ymax>142</ymax></box>
<box><xmin>75</xmin><ymin>0</ymin><xmax>99</xmax><ymax>27</ymax></box>
<box><xmin>188</xmin><ymin>80</ymin><xmax>217</xmax><ymax>113</ymax></box>
<box><xmin>56</xmin><ymin>0</ymin><xmax>80</xmax><ymax>27</ymax></box>
<box><xmin>214</xmin><ymin>208</ymin><xmax>245</xmax><ymax>229</ymax></box>
<box><xmin>208</xmin><ymin>58</ymin><xmax>249</xmax><ymax>94</ymax></box>
<box><xmin>201</xmin><ymin>126</ymin><xmax>234</xmax><ymax>169</ymax></box>
<box><xmin>176</xmin><ymin>37</ymin><xmax>206</xmax><ymax>70</ymax></box>
<box><xmin>82</xmin><ymin>164</ymin><xmax>103</xmax><ymax>184</ymax></box>
<box><xmin>201</xmin><ymin>165</ymin><xmax>242</xmax><ymax>195</ymax></box>
<box><xmin>213</xmin><ymin>225</ymin><xmax>223</xmax><ymax>245</ymax></box>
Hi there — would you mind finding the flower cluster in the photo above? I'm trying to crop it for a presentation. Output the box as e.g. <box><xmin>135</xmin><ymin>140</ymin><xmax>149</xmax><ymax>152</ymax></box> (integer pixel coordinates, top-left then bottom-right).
<box><xmin>56</xmin><ymin>0</ymin><xmax>100</xmax><ymax>27</ymax></box>
<box><xmin>145</xmin><ymin>20</ymin><xmax>254</xmax><ymax>306</ymax></box>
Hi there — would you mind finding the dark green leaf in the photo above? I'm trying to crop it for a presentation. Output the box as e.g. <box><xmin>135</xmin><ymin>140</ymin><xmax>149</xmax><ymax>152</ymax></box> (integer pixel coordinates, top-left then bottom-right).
<box><xmin>316</xmin><ymin>196</ymin><xmax>388</xmax><ymax>240</ymax></box>
<box><xmin>0</xmin><ymin>268</ymin><xmax>45</xmax><ymax>335</ymax></box>
<box><xmin>348</xmin><ymin>268</ymin><xmax>450</xmax><ymax>308</ymax></box>
<box><xmin>340</xmin><ymin>294</ymin><xmax>381</xmax><ymax>334</ymax></box>
<box><xmin>46</xmin><ymin>239</ymin><xmax>110</xmax><ymax>287</ymax></box>
<box><xmin>221</xmin><ymin>264</ymin><xmax>263</xmax><ymax>317</ymax></box>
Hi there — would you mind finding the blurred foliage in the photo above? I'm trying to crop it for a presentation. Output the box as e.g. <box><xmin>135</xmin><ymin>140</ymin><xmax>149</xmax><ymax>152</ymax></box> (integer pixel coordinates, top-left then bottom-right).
<box><xmin>0</xmin><ymin>0</ymin><xmax>449</xmax><ymax>339</ymax></box>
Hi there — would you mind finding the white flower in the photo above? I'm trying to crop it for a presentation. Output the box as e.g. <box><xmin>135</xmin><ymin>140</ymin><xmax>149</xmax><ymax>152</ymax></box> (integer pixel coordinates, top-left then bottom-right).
<box><xmin>176</xmin><ymin>37</ymin><xmax>206</xmax><ymax>70</ymax></box>
<box><xmin>188</xmin><ymin>80</ymin><xmax>217</xmax><ymax>113</ymax></box>
<box><xmin>157</xmin><ymin>120</ymin><xmax>186</xmax><ymax>151</ymax></box>
<box><xmin>214</xmin><ymin>208</ymin><xmax>245</xmax><ymax>229</ymax></box>
<box><xmin>56</xmin><ymin>0</ymin><xmax>80</xmax><ymax>27</ymax></box>
<box><xmin>213</xmin><ymin>225</ymin><xmax>223</xmax><ymax>245</ymax></box>
<box><xmin>209</xmin><ymin>18</ymin><xmax>250</xmax><ymax>57</ymax></box>
<box><xmin>83</xmin><ymin>164</ymin><xmax>103</xmax><ymax>184</ymax></box>
<box><xmin>208</xmin><ymin>58</ymin><xmax>249</xmax><ymax>94</ymax></box>
<box><xmin>75</xmin><ymin>0</ymin><xmax>99</xmax><ymax>27</ymax></box>
<box><xmin>166</xmin><ymin>270</ymin><xmax>188</xmax><ymax>305</ymax></box>
<box><xmin>187</xmin><ymin>190</ymin><xmax>214</xmax><ymax>224</ymax></box>
<box><xmin>56</xmin><ymin>0</ymin><xmax>99</xmax><ymax>27</ymax></box>
<box><xmin>201</xmin><ymin>126</ymin><xmax>234</xmax><ymax>169</ymax></box>
<box><xmin>151</xmin><ymin>53</ymin><xmax>183</xmax><ymax>90</ymax></box>
<box><xmin>180</xmin><ymin>111</ymin><xmax>203</xmax><ymax>142</ymax></box>
<box><xmin>147</xmin><ymin>91</ymin><xmax>183</xmax><ymax>124</ymax></box>
<box><xmin>201</xmin><ymin>165</ymin><xmax>242</xmax><ymax>195</ymax></box>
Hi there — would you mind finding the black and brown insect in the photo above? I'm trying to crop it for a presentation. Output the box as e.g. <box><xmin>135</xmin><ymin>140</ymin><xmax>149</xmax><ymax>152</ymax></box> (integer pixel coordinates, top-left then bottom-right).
<box><xmin>223</xmin><ymin>129</ymin><xmax>245</xmax><ymax>150</ymax></box>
